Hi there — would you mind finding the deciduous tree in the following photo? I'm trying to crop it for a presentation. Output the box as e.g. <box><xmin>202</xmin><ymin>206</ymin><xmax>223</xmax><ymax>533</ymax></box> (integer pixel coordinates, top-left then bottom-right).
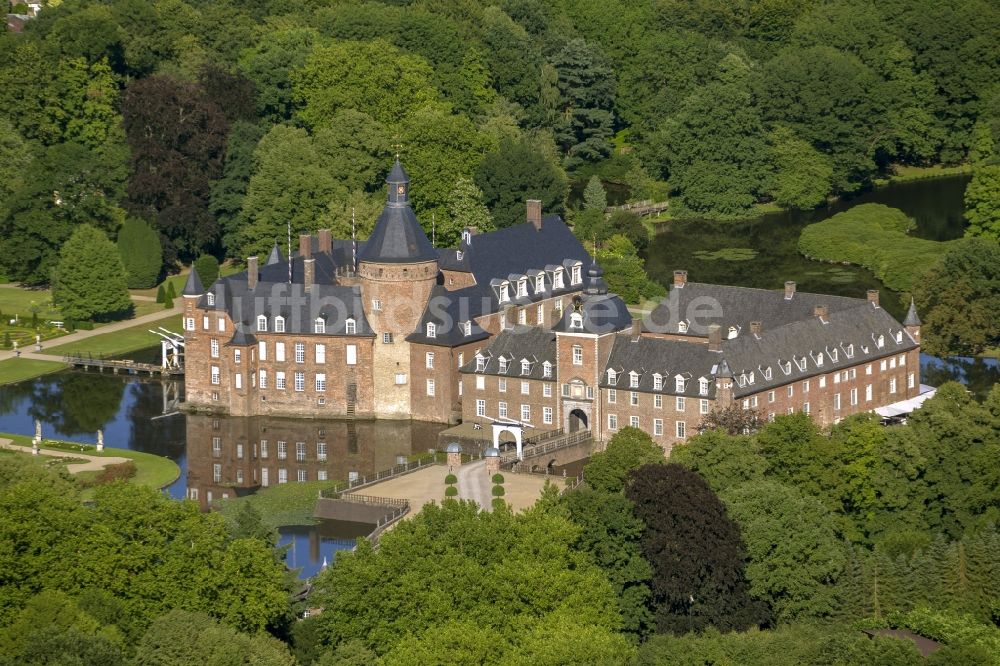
<box><xmin>585</xmin><ymin>427</ymin><xmax>664</xmax><ymax>494</ymax></box>
<box><xmin>51</xmin><ymin>225</ymin><xmax>132</xmax><ymax>321</ymax></box>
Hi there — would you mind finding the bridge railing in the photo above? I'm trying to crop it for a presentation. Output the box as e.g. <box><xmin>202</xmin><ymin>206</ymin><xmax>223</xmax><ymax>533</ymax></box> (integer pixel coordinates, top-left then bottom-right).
<box><xmin>318</xmin><ymin>452</ymin><xmax>441</xmax><ymax>498</ymax></box>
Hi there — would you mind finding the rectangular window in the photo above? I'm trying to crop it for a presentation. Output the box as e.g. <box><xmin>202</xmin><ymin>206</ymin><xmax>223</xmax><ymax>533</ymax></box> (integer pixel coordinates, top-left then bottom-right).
<box><xmin>277</xmin><ymin>441</ymin><xmax>287</xmax><ymax>460</ymax></box>
<box><xmin>676</xmin><ymin>396</ymin><xmax>685</xmax><ymax>411</ymax></box>
<box><xmin>572</xmin><ymin>346</ymin><xmax>583</xmax><ymax>365</ymax></box>
<box><xmin>275</xmin><ymin>342</ymin><xmax>286</xmax><ymax>362</ymax></box>
<box><xmin>586</xmin><ymin>386</ymin><xmax>594</xmax><ymax>399</ymax></box>
<box><xmin>317</xmin><ymin>470</ymin><xmax>327</xmax><ymax>481</ymax></box>
<box><xmin>654</xmin><ymin>394</ymin><xmax>662</xmax><ymax>409</ymax></box>
<box><xmin>865</xmin><ymin>384</ymin><xmax>873</xmax><ymax>401</ymax></box>
<box><xmin>346</xmin><ymin>344</ymin><xmax>357</xmax><ymax>365</ymax></box>
<box><xmin>476</xmin><ymin>399</ymin><xmax>486</xmax><ymax>417</ymax></box>
<box><xmin>210</xmin><ymin>339</ymin><xmax>219</xmax><ymax>358</ymax></box>
<box><xmin>202</xmin><ymin>315</ymin><xmax>209</xmax><ymax>330</ymax></box>
<box><xmin>294</xmin><ymin>343</ymin><xmax>305</xmax><ymax>363</ymax></box>
<box><xmin>213</xmin><ymin>463</ymin><xmax>221</xmax><ymax>483</ymax></box>
<box><xmin>819</xmin><ymin>377</ymin><xmax>826</xmax><ymax>388</ymax></box>
<box><xmin>499</xmin><ymin>378</ymin><xmax>507</xmax><ymax>392</ymax></box>
<box><xmin>866</xmin><ymin>364</ymin><xmax>872</xmax><ymax>375</ymax></box>
<box><xmin>654</xmin><ymin>419</ymin><xmax>663</xmax><ymax>436</ymax></box>
<box><xmin>315</xmin><ymin>373</ymin><xmax>326</xmax><ymax>392</ymax></box>
<box><xmin>383</xmin><ymin>332</ymin><xmax>393</xmax><ymax>344</ymax></box>
<box><xmin>787</xmin><ymin>385</ymin><xmax>794</xmax><ymax>397</ymax></box>
<box><xmin>276</xmin><ymin>371</ymin><xmax>286</xmax><ymax>390</ymax></box>
<box><xmin>543</xmin><ymin>383</ymin><xmax>552</xmax><ymax>397</ymax></box>
<box><xmin>889</xmin><ymin>378</ymin><xmax>897</xmax><ymax>394</ymax></box>
<box><xmin>751</xmin><ymin>396</ymin><xmax>758</xmax><ymax>408</ymax></box>
<box><xmin>315</xmin><ymin>344</ymin><xmax>326</xmax><ymax>364</ymax></box>
<box><xmin>676</xmin><ymin>421</ymin><xmax>686</xmax><ymax>439</ymax></box>
<box><xmin>518</xmin><ymin>308</ymin><xmax>526</xmax><ymax>325</ymax></box>
<box><xmin>317</xmin><ymin>442</ymin><xmax>327</xmax><ymax>461</ymax></box>
<box><xmin>426</xmin><ymin>352</ymin><xmax>434</xmax><ymax>369</ymax></box>
<box><xmin>536</xmin><ymin>304</ymin><xmax>544</xmax><ymax>324</ymax></box>
<box><xmin>258</xmin><ymin>341</ymin><xmax>267</xmax><ymax>361</ymax></box>
<box><xmin>608</xmin><ymin>389</ymin><xmax>617</xmax><ymax>404</ymax></box>
<box><xmin>890</xmin><ymin>358</ymin><xmax>896</xmax><ymax>369</ymax></box>
<box><xmin>700</xmin><ymin>399</ymin><xmax>709</xmax><ymax>414</ymax></box>
<box><xmin>210</xmin><ymin>366</ymin><xmax>220</xmax><ymax>385</ymax></box>
<box><xmin>803</xmin><ymin>380</ymin><xmax>809</xmax><ymax>393</ymax></box>
<box><xmin>260</xmin><ymin>440</ymin><xmax>268</xmax><ymax>458</ymax></box>
<box><xmin>899</xmin><ymin>354</ymin><xmax>906</xmax><ymax>366</ymax></box>
<box><xmin>259</xmin><ymin>370</ymin><xmax>267</xmax><ymax>389</ymax></box>
<box><xmin>521</xmin><ymin>381</ymin><xmax>530</xmax><ymax>395</ymax></box>
<box><xmin>395</xmin><ymin>373</ymin><xmax>406</xmax><ymax>385</ymax></box>
<box><xmin>235</xmin><ymin>373</ymin><xmax>242</xmax><ymax>389</ymax></box>
<box><xmin>185</xmin><ymin>317</ymin><xmax>195</xmax><ymax>331</ymax></box>
<box><xmin>630</xmin><ymin>391</ymin><xmax>639</xmax><ymax>406</ymax></box>
<box><xmin>880</xmin><ymin>359</ymin><xmax>887</xmax><ymax>371</ymax></box>
<box><xmin>458</xmin><ymin>380</ymin><xmax>463</xmax><ymax>396</ymax></box>
<box><xmin>278</xmin><ymin>469</ymin><xmax>287</xmax><ymax>484</ymax></box>
<box><xmin>498</xmin><ymin>401</ymin><xmax>508</xmax><ymax>419</ymax></box>
<box><xmin>234</xmin><ymin>349</ymin><xmax>241</xmax><ymax>364</ymax></box>
<box><xmin>850</xmin><ymin>387</ymin><xmax>858</xmax><ymax>406</ymax></box>
<box><xmin>630</xmin><ymin>415</ymin><xmax>639</xmax><ymax>428</ymax></box>
<box><xmin>260</xmin><ymin>468</ymin><xmax>269</xmax><ymax>487</ymax></box>
<box><xmin>562</xmin><ymin>383</ymin><xmax>570</xmax><ymax>397</ymax></box>
<box><xmin>296</xmin><ymin>441</ymin><xmax>306</xmax><ymax>462</ymax></box>
<box><xmin>372</xmin><ymin>299</ymin><xmax>382</xmax><ymax>311</ymax></box>
<box><xmin>294</xmin><ymin>371</ymin><xmax>305</xmax><ymax>392</ymax></box>
<box><xmin>608</xmin><ymin>414</ymin><xmax>618</xmax><ymax>430</ymax></box>
<box><xmin>803</xmin><ymin>402</ymin><xmax>810</xmax><ymax>414</ymax></box>
<box><xmin>834</xmin><ymin>393</ymin><xmax>841</xmax><ymax>410</ymax></box>
<box><xmin>426</xmin><ymin>378</ymin><xmax>435</xmax><ymax>396</ymax></box>
<box><xmin>218</xmin><ymin>318</ymin><xmax>225</xmax><ymax>332</ymax></box>
<box><xmin>297</xmin><ymin>469</ymin><xmax>307</xmax><ymax>483</ymax></box>
<box><xmin>768</xmin><ymin>391</ymin><xmax>775</xmax><ymax>403</ymax></box>
<box><xmin>521</xmin><ymin>404</ymin><xmax>531</xmax><ymax>422</ymax></box>
<box><xmin>908</xmin><ymin>372</ymin><xmax>915</xmax><ymax>389</ymax></box>
<box><xmin>543</xmin><ymin>407</ymin><xmax>553</xmax><ymax>424</ymax></box>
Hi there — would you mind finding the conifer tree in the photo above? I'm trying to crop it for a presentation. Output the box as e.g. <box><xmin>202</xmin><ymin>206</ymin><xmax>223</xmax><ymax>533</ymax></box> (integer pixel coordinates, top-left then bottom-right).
<box><xmin>51</xmin><ymin>225</ymin><xmax>132</xmax><ymax>321</ymax></box>
<box><xmin>117</xmin><ymin>217</ymin><xmax>162</xmax><ymax>289</ymax></box>
<box><xmin>193</xmin><ymin>255</ymin><xmax>219</xmax><ymax>288</ymax></box>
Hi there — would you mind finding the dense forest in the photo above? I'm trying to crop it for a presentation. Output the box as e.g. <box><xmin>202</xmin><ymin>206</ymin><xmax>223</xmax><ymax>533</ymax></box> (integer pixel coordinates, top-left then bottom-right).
<box><xmin>3</xmin><ymin>383</ymin><xmax>1000</xmax><ymax>664</ymax></box>
<box><xmin>2</xmin><ymin>0</ymin><xmax>999</xmax><ymax>288</ymax></box>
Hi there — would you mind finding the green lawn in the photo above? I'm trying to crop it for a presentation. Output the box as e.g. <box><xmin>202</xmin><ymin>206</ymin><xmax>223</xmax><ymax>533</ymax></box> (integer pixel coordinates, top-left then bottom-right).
<box><xmin>875</xmin><ymin>163</ymin><xmax>972</xmax><ymax>186</ymax></box>
<box><xmin>43</xmin><ymin>314</ymin><xmax>183</xmax><ymax>358</ymax></box>
<box><xmin>0</xmin><ymin>358</ymin><xmax>68</xmax><ymax>385</ymax></box>
<box><xmin>0</xmin><ymin>286</ymin><xmax>59</xmax><ymax>320</ymax></box>
<box><xmin>215</xmin><ymin>480</ymin><xmax>332</xmax><ymax>530</ymax></box>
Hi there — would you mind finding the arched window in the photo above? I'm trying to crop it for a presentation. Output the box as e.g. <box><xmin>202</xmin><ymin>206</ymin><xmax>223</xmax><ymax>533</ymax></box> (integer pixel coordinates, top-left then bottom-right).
<box><xmin>275</xmin><ymin>316</ymin><xmax>285</xmax><ymax>333</ymax></box>
<box><xmin>314</xmin><ymin>318</ymin><xmax>325</xmax><ymax>334</ymax></box>
<box><xmin>521</xmin><ymin>359</ymin><xmax>530</xmax><ymax>375</ymax></box>
<box><xmin>256</xmin><ymin>315</ymin><xmax>267</xmax><ymax>332</ymax></box>
<box><xmin>206</xmin><ymin>293</ymin><xmax>215</xmax><ymax>306</ymax></box>
<box><xmin>570</xmin><ymin>312</ymin><xmax>583</xmax><ymax>329</ymax></box>
<box><xmin>346</xmin><ymin>318</ymin><xmax>357</xmax><ymax>335</ymax></box>
<box><xmin>426</xmin><ymin>322</ymin><xmax>436</xmax><ymax>338</ymax></box>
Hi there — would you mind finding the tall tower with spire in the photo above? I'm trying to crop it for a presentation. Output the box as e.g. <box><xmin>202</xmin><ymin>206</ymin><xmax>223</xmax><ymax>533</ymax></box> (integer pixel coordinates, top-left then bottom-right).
<box><xmin>358</xmin><ymin>160</ymin><xmax>439</xmax><ymax>417</ymax></box>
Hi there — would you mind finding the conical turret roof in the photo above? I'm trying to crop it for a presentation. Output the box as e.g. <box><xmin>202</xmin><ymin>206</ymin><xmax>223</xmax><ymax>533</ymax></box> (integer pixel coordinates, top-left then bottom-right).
<box><xmin>358</xmin><ymin>160</ymin><xmax>437</xmax><ymax>264</ymax></box>
<box><xmin>182</xmin><ymin>266</ymin><xmax>204</xmax><ymax>296</ymax></box>
<box><xmin>904</xmin><ymin>298</ymin><xmax>921</xmax><ymax>326</ymax></box>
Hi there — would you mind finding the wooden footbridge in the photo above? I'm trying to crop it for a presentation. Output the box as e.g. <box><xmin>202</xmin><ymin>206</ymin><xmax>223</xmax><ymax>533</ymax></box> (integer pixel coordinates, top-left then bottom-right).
<box><xmin>64</xmin><ymin>354</ymin><xmax>184</xmax><ymax>377</ymax></box>
<box><xmin>606</xmin><ymin>199</ymin><xmax>669</xmax><ymax>217</ymax></box>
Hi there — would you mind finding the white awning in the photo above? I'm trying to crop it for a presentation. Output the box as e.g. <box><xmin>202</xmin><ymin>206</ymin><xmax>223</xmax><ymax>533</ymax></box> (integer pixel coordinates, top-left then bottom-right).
<box><xmin>875</xmin><ymin>385</ymin><xmax>937</xmax><ymax>418</ymax></box>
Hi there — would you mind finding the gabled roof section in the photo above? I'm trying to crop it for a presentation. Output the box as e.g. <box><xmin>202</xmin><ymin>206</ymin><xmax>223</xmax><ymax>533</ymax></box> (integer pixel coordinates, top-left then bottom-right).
<box><xmin>552</xmin><ymin>292</ymin><xmax>632</xmax><ymax>335</ymax></box>
<box><xmin>182</xmin><ymin>267</ymin><xmax>205</xmax><ymax>296</ymax></box>
<box><xmin>601</xmin><ymin>335</ymin><xmax>718</xmax><ymax>397</ymax></box>
<box><xmin>459</xmin><ymin>326</ymin><xmax>556</xmax><ymax>379</ymax></box>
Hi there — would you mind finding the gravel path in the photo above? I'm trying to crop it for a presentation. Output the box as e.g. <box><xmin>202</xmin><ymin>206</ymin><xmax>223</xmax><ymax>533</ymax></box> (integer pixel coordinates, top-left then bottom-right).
<box><xmin>0</xmin><ymin>438</ymin><xmax>129</xmax><ymax>473</ymax></box>
<box><xmin>456</xmin><ymin>459</ymin><xmax>492</xmax><ymax>510</ymax></box>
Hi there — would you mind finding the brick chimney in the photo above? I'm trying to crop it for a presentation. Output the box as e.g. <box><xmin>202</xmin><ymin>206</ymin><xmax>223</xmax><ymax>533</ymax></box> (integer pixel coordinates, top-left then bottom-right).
<box><xmin>673</xmin><ymin>270</ymin><xmax>687</xmax><ymax>289</ymax></box>
<box><xmin>318</xmin><ymin>229</ymin><xmax>332</xmax><ymax>254</ymax></box>
<box><xmin>304</xmin><ymin>258</ymin><xmax>315</xmax><ymax>292</ymax></box>
<box><xmin>707</xmin><ymin>324</ymin><xmax>722</xmax><ymax>351</ymax></box>
<box><xmin>750</xmin><ymin>321</ymin><xmax>762</xmax><ymax>337</ymax></box>
<box><xmin>526</xmin><ymin>199</ymin><xmax>542</xmax><ymax>231</ymax></box>
<box><xmin>813</xmin><ymin>304</ymin><xmax>828</xmax><ymax>321</ymax></box>
<box><xmin>299</xmin><ymin>234</ymin><xmax>311</xmax><ymax>259</ymax></box>
<box><xmin>247</xmin><ymin>256</ymin><xmax>258</xmax><ymax>290</ymax></box>
<box><xmin>867</xmin><ymin>289</ymin><xmax>880</xmax><ymax>308</ymax></box>
<box><xmin>631</xmin><ymin>319</ymin><xmax>643</xmax><ymax>336</ymax></box>
<box><xmin>784</xmin><ymin>281</ymin><xmax>796</xmax><ymax>300</ymax></box>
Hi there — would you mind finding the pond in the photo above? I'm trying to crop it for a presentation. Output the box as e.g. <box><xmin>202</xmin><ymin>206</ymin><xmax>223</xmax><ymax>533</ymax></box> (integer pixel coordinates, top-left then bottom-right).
<box><xmin>644</xmin><ymin>175</ymin><xmax>971</xmax><ymax>321</ymax></box>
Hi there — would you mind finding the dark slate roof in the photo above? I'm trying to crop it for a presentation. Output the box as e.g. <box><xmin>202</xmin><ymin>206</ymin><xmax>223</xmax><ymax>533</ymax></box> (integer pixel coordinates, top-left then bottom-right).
<box><xmin>226</xmin><ymin>324</ymin><xmax>257</xmax><ymax>347</ymax></box>
<box><xmin>406</xmin><ymin>285</ymin><xmax>491</xmax><ymax>346</ymax></box>
<box><xmin>904</xmin><ymin>299</ymin><xmax>921</xmax><ymax>326</ymax></box>
<box><xmin>601</xmin><ymin>335</ymin><xmax>720</xmax><ymax>398</ymax></box>
<box><xmin>458</xmin><ymin>326</ymin><xmax>556</xmax><ymax>380</ymax></box>
<box><xmin>552</xmin><ymin>292</ymin><xmax>633</xmax><ymax>335</ymax></box>
<box><xmin>357</xmin><ymin>161</ymin><xmax>437</xmax><ymax>264</ymax></box>
<box><xmin>721</xmin><ymin>303</ymin><xmax>917</xmax><ymax>397</ymax></box>
<box><xmin>199</xmin><ymin>275</ymin><xmax>373</xmax><ymax>337</ymax></box>
<box><xmin>645</xmin><ymin>282</ymin><xmax>866</xmax><ymax>338</ymax></box>
<box><xmin>182</xmin><ymin>267</ymin><xmax>205</xmax><ymax>296</ymax></box>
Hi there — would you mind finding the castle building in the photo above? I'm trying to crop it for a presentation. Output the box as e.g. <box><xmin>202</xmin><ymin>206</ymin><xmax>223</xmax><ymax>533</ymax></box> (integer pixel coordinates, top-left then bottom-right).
<box><xmin>183</xmin><ymin>161</ymin><xmax>925</xmax><ymax>455</ymax></box>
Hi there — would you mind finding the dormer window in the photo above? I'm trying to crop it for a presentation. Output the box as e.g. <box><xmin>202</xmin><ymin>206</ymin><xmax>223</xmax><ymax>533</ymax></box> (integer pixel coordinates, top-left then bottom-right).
<box><xmin>570</xmin><ymin>312</ymin><xmax>583</xmax><ymax>329</ymax></box>
<box><xmin>675</xmin><ymin>376</ymin><xmax>686</xmax><ymax>393</ymax></box>
<box><xmin>748</xmin><ymin>371</ymin><xmax>755</xmax><ymax>384</ymax></box>
<box><xmin>462</xmin><ymin>229</ymin><xmax>472</xmax><ymax>245</ymax></box>
<box><xmin>844</xmin><ymin>344</ymin><xmax>854</xmax><ymax>358</ymax></box>
<box><xmin>500</xmin><ymin>282</ymin><xmax>510</xmax><ymax>303</ymax></box>
<box><xmin>476</xmin><ymin>354</ymin><xmax>486</xmax><ymax>372</ymax></box>
<box><xmin>629</xmin><ymin>371</ymin><xmax>639</xmax><ymax>388</ymax></box>
<box><xmin>346</xmin><ymin>318</ymin><xmax>357</xmax><ymax>335</ymax></box>
<box><xmin>607</xmin><ymin>369</ymin><xmax>618</xmax><ymax>385</ymax></box>
<box><xmin>275</xmin><ymin>316</ymin><xmax>285</xmax><ymax>333</ymax></box>
<box><xmin>425</xmin><ymin>322</ymin><xmax>436</xmax><ymax>338</ymax></box>
<box><xmin>456</xmin><ymin>250</ymin><xmax>464</xmax><ymax>261</ymax></box>
<box><xmin>571</xmin><ymin>264</ymin><xmax>582</xmax><ymax>285</ymax></box>
<box><xmin>554</xmin><ymin>269</ymin><xmax>564</xmax><ymax>289</ymax></box>
<box><xmin>535</xmin><ymin>275</ymin><xmax>545</xmax><ymax>294</ymax></box>
<box><xmin>699</xmin><ymin>378</ymin><xmax>709</xmax><ymax>395</ymax></box>
<box><xmin>797</xmin><ymin>357</ymin><xmax>807</xmax><ymax>371</ymax></box>
<box><xmin>517</xmin><ymin>279</ymin><xmax>527</xmax><ymax>298</ymax></box>
<box><xmin>815</xmin><ymin>353</ymin><xmax>824</xmax><ymax>367</ymax></box>
<box><xmin>653</xmin><ymin>374</ymin><xmax>663</xmax><ymax>391</ymax></box>
<box><xmin>498</xmin><ymin>357</ymin><xmax>508</xmax><ymax>374</ymax></box>
<box><xmin>521</xmin><ymin>359</ymin><xmax>530</xmax><ymax>375</ymax></box>
<box><xmin>763</xmin><ymin>367</ymin><xmax>772</xmax><ymax>380</ymax></box>
<box><xmin>462</xmin><ymin>321</ymin><xmax>472</xmax><ymax>336</ymax></box>
<box><xmin>256</xmin><ymin>315</ymin><xmax>267</xmax><ymax>332</ymax></box>
<box><xmin>206</xmin><ymin>293</ymin><xmax>215</xmax><ymax>306</ymax></box>
<box><xmin>894</xmin><ymin>331</ymin><xmax>903</xmax><ymax>343</ymax></box>
<box><xmin>782</xmin><ymin>361</ymin><xmax>792</xmax><ymax>375</ymax></box>
<box><xmin>542</xmin><ymin>361</ymin><xmax>552</xmax><ymax>378</ymax></box>
<box><xmin>829</xmin><ymin>348</ymin><xmax>838</xmax><ymax>362</ymax></box>
<box><xmin>728</xmin><ymin>326</ymin><xmax>739</xmax><ymax>339</ymax></box>
<box><xmin>678</xmin><ymin>321</ymin><xmax>688</xmax><ymax>333</ymax></box>
<box><xmin>876</xmin><ymin>334</ymin><xmax>885</xmax><ymax>349</ymax></box>
<box><xmin>314</xmin><ymin>318</ymin><xmax>325</xmax><ymax>334</ymax></box>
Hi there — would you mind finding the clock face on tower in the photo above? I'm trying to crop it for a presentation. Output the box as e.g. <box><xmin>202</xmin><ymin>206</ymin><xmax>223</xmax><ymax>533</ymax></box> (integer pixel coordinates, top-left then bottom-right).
<box><xmin>397</xmin><ymin>185</ymin><xmax>405</xmax><ymax>195</ymax></box>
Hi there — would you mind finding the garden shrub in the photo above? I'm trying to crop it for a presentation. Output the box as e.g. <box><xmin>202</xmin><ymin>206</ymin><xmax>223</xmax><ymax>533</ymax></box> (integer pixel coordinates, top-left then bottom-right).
<box><xmin>156</xmin><ymin>284</ymin><xmax>166</xmax><ymax>303</ymax></box>
<box><xmin>444</xmin><ymin>486</ymin><xmax>458</xmax><ymax>497</ymax></box>
<box><xmin>492</xmin><ymin>474</ymin><xmax>505</xmax><ymax>485</ymax></box>
<box><xmin>82</xmin><ymin>461</ymin><xmax>137</xmax><ymax>487</ymax></box>
<box><xmin>491</xmin><ymin>485</ymin><xmax>505</xmax><ymax>497</ymax></box>
<box><xmin>444</xmin><ymin>474</ymin><xmax>457</xmax><ymax>485</ymax></box>
<box><xmin>492</xmin><ymin>498</ymin><xmax>506</xmax><ymax>511</ymax></box>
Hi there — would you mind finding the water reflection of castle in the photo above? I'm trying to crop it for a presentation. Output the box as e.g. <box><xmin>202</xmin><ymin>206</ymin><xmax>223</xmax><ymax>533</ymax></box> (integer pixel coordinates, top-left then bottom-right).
<box><xmin>184</xmin><ymin>413</ymin><xmax>447</xmax><ymax>511</ymax></box>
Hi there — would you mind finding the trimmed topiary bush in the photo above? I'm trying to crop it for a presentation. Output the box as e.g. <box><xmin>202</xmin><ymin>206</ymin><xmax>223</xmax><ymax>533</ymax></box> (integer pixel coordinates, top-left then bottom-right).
<box><xmin>444</xmin><ymin>486</ymin><xmax>458</xmax><ymax>497</ymax></box>
<box><xmin>444</xmin><ymin>474</ymin><xmax>457</xmax><ymax>485</ymax></box>
<box><xmin>492</xmin><ymin>473</ymin><xmax>505</xmax><ymax>485</ymax></box>
<box><xmin>156</xmin><ymin>284</ymin><xmax>166</xmax><ymax>303</ymax></box>
<box><xmin>491</xmin><ymin>485</ymin><xmax>505</xmax><ymax>497</ymax></box>
<box><xmin>163</xmin><ymin>293</ymin><xmax>173</xmax><ymax>309</ymax></box>
<box><xmin>492</xmin><ymin>498</ymin><xmax>506</xmax><ymax>511</ymax></box>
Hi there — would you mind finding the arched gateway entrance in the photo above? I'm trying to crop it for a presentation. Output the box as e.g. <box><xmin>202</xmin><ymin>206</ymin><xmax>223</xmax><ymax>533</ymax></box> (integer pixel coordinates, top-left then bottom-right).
<box><xmin>568</xmin><ymin>408</ymin><xmax>589</xmax><ymax>433</ymax></box>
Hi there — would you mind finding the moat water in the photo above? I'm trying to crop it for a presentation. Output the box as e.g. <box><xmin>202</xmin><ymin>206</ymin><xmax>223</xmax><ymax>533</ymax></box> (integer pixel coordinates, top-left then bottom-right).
<box><xmin>2</xmin><ymin>175</ymin><xmax>994</xmax><ymax>577</ymax></box>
